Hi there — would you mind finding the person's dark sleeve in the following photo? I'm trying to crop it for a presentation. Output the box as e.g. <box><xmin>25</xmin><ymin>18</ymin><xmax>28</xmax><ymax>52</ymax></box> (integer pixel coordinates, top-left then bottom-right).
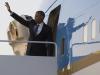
<box><xmin>10</xmin><ymin>12</ymin><xmax>29</xmax><ymax>27</ymax></box>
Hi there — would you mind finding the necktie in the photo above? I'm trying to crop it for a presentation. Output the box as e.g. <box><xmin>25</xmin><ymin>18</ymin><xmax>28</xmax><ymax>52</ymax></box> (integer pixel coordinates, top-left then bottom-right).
<box><xmin>34</xmin><ymin>25</ymin><xmax>39</xmax><ymax>35</ymax></box>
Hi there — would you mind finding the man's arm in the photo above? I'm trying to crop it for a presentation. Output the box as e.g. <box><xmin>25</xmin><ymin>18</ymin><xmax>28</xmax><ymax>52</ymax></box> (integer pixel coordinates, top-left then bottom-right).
<box><xmin>5</xmin><ymin>2</ymin><xmax>29</xmax><ymax>27</ymax></box>
<box><xmin>10</xmin><ymin>12</ymin><xmax>29</xmax><ymax>27</ymax></box>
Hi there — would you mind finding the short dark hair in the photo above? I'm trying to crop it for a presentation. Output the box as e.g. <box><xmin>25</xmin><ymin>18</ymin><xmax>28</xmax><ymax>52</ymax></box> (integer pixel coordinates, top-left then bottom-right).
<box><xmin>36</xmin><ymin>11</ymin><xmax>45</xmax><ymax>18</ymax></box>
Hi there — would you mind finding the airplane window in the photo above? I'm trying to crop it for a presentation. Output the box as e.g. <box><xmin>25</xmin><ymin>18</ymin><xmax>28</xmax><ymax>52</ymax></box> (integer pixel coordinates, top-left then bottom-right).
<box><xmin>83</xmin><ymin>23</ymin><xmax>88</xmax><ymax>42</ymax></box>
<box><xmin>92</xmin><ymin>19</ymin><xmax>96</xmax><ymax>39</ymax></box>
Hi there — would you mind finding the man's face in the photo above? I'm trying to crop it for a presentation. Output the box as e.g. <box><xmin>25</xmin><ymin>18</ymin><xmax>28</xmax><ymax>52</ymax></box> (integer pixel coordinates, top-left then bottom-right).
<box><xmin>35</xmin><ymin>12</ymin><xmax>44</xmax><ymax>24</ymax></box>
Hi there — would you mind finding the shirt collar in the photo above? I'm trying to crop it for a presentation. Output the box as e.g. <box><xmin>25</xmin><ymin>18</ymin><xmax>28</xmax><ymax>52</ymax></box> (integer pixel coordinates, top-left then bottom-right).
<box><xmin>37</xmin><ymin>22</ymin><xmax>44</xmax><ymax>26</ymax></box>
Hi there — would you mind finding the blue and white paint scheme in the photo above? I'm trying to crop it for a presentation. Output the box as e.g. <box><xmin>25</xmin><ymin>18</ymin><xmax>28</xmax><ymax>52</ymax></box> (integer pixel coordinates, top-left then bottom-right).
<box><xmin>40</xmin><ymin>0</ymin><xmax>100</xmax><ymax>70</ymax></box>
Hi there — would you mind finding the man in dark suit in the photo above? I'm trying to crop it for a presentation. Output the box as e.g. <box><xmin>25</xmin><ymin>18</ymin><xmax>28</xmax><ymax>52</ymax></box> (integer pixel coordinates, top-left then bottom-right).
<box><xmin>5</xmin><ymin>2</ymin><xmax>53</xmax><ymax>56</ymax></box>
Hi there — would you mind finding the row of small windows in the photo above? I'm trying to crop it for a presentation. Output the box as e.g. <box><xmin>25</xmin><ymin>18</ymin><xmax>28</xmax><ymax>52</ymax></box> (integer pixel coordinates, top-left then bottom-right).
<box><xmin>84</xmin><ymin>18</ymin><xmax>97</xmax><ymax>42</ymax></box>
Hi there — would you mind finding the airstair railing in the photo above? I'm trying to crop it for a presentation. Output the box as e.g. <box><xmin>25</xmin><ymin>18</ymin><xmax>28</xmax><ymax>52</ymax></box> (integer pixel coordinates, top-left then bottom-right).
<box><xmin>0</xmin><ymin>40</ymin><xmax>57</xmax><ymax>56</ymax></box>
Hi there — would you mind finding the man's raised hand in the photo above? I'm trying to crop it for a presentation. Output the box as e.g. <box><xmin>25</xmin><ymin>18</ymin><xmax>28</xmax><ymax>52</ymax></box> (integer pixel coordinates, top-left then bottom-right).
<box><xmin>5</xmin><ymin>2</ymin><xmax>12</xmax><ymax>13</ymax></box>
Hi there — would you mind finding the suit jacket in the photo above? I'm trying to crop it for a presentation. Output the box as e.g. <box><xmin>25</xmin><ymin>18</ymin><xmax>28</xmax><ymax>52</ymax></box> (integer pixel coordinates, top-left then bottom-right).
<box><xmin>11</xmin><ymin>12</ymin><xmax>53</xmax><ymax>56</ymax></box>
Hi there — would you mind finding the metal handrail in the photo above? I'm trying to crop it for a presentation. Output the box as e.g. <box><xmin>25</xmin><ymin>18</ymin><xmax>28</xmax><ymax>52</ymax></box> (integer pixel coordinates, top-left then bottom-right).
<box><xmin>72</xmin><ymin>41</ymin><xmax>100</xmax><ymax>47</ymax></box>
<box><xmin>67</xmin><ymin>41</ymin><xmax>100</xmax><ymax>69</ymax></box>
<box><xmin>0</xmin><ymin>40</ymin><xmax>57</xmax><ymax>57</ymax></box>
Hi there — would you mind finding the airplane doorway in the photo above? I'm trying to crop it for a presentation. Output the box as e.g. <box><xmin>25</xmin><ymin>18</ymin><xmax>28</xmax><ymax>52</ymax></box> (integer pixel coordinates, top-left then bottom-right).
<box><xmin>47</xmin><ymin>5</ymin><xmax>61</xmax><ymax>56</ymax></box>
